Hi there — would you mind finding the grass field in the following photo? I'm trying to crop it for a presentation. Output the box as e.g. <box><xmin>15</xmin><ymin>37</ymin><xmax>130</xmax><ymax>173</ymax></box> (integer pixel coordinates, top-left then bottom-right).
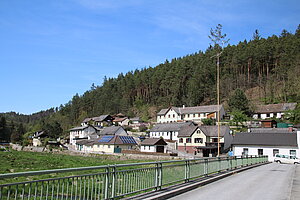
<box><xmin>0</xmin><ymin>150</ymin><xmax>154</xmax><ymax>174</ymax></box>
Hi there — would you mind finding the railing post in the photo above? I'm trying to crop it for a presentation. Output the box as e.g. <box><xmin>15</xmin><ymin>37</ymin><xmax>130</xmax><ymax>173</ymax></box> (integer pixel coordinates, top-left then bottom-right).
<box><xmin>155</xmin><ymin>162</ymin><xmax>158</xmax><ymax>190</ymax></box>
<box><xmin>204</xmin><ymin>159</ymin><xmax>208</xmax><ymax>176</ymax></box>
<box><xmin>155</xmin><ymin>162</ymin><xmax>162</xmax><ymax>191</ymax></box>
<box><xmin>218</xmin><ymin>157</ymin><xmax>221</xmax><ymax>173</ymax></box>
<box><xmin>104</xmin><ymin>166</ymin><xmax>110</xmax><ymax>200</ymax></box>
<box><xmin>111</xmin><ymin>165</ymin><xmax>116</xmax><ymax>199</ymax></box>
<box><xmin>185</xmin><ymin>160</ymin><xmax>190</xmax><ymax>182</ymax></box>
<box><xmin>159</xmin><ymin>162</ymin><xmax>163</xmax><ymax>189</ymax></box>
<box><xmin>227</xmin><ymin>156</ymin><xmax>230</xmax><ymax>171</ymax></box>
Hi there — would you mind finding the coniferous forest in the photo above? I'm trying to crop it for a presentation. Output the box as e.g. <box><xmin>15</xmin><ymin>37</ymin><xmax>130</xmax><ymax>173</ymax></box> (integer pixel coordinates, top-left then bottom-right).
<box><xmin>1</xmin><ymin>26</ymin><xmax>300</xmax><ymax>140</ymax></box>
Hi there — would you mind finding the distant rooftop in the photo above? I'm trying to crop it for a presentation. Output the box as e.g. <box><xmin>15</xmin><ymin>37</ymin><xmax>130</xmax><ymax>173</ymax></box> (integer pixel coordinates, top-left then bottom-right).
<box><xmin>254</xmin><ymin>103</ymin><xmax>297</xmax><ymax>113</ymax></box>
<box><xmin>157</xmin><ymin>105</ymin><xmax>223</xmax><ymax>115</ymax></box>
<box><xmin>149</xmin><ymin>122</ymin><xmax>194</xmax><ymax>132</ymax></box>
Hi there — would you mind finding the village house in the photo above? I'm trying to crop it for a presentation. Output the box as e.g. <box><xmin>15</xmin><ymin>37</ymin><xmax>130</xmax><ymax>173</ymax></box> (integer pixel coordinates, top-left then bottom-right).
<box><xmin>130</xmin><ymin>117</ymin><xmax>141</xmax><ymax>124</ymax></box>
<box><xmin>253</xmin><ymin>103</ymin><xmax>297</xmax><ymax>120</ymax></box>
<box><xmin>156</xmin><ymin>105</ymin><xmax>225</xmax><ymax>124</ymax></box>
<box><xmin>76</xmin><ymin>135</ymin><xmax>137</xmax><ymax>153</ymax></box>
<box><xmin>69</xmin><ymin>125</ymin><xmax>99</xmax><ymax>146</ymax></box>
<box><xmin>112</xmin><ymin>113</ymin><xmax>129</xmax><ymax>126</ymax></box>
<box><xmin>177</xmin><ymin>125</ymin><xmax>232</xmax><ymax>156</ymax></box>
<box><xmin>32</xmin><ymin>131</ymin><xmax>46</xmax><ymax>147</ymax></box>
<box><xmin>140</xmin><ymin>138</ymin><xmax>168</xmax><ymax>153</ymax></box>
<box><xmin>149</xmin><ymin>122</ymin><xmax>195</xmax><ymax>142</ymax></box>
<box><xmin>232</xmin><ymin>130</ymin><xmax>300</xmax><ymax>162</ymax></box>
<box><xmin>81</xmin><ymin>115</ymin><xmax>114</xmax><ymax>127</ymax></box>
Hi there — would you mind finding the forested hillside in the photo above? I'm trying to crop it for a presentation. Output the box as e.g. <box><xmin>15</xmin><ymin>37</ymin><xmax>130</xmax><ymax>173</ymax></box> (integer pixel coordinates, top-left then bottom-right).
<box><xmin>1</xmin><ymin>26</ymin><xmax>300</xmax><ymax>140</ymax></box>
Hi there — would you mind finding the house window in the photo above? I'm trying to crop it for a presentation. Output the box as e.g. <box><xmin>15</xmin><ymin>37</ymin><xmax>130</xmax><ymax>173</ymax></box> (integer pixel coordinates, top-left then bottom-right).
<box><xmin>173</xmin><ymin>114</ymin><xmax>175</xmax><ymax>118</ymax></box>
<box><xmin>258</xmin><ymin>149</ymin><xmax>263</xmax><ymax>155</ymax></box>
<box><xmin>194</xmin><ymin>138</ymin><xmax>203</xmax><ymax>143</ymax></box>
<box><xmin>290</xmin><ymin>150</ymin><xmax>296</xmax><ymax>156</ymax></box>
<box><xmin>243</xmin><ymin>148</ymin><xmax>248</xmax><ymax>156</ymax></box>
<box><xmin>186</xmin><ymin>138</ymin><xmax>191</xmax><ymax>143</ymax></box>
<box><xmin>266</xmin><ymin>113</ymin><xmax>270</xmax><ymax>118</ymax></box>
<box><xmin>197</xmin><ymin>130</ymin><xmax>201</xmax><ymax>134</ymax></box>
<box><xmin>187</xmin><ymin>114</ymin><xmax>190</xmax><ymax>118</ymax></box>
<box><xmin>273</xmin><ymin>149</ymin><xmax>279</xmax><ymax>156</ymax></box>
<box><xmin>108</xmin><ymin>145</ymin><xmax>110</xmax><ymax>148</ymax></box>
<box><xmin>193</xmin><ymin>114</ymin><xmax>196</xmax><ymax>118</ymax></box>
<box><xmin>212</xmin><ymin>138</ymin><xmax>218</xmax><ymax>143</ymax></box>
<box><xmin>149</xmin><ymin>146</ymin><xmax>151</xmax><ymax>150</ymax></box>
<box><xmin>168</xmin><ymin>114</ymin><xmax>170</xmax><ymax>118</ymax></box>
<box><xmin>179</xmin><ymin>138</ymin><xmax>183</xmax><ymax>143</ymax></box>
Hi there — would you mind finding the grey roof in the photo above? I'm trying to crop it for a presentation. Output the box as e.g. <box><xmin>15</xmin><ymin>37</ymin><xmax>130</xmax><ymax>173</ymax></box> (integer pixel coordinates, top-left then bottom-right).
<box><xmin>82</xmin><ymin>115</ymin><xmax>112</xmax><ymax>123</ymax></box>
<box><xmin>249</xmin><ymin>128</ymin><xmax>296</xmax><ymax>133</ymax></box>
<box><xmin>232</xmin><ymin>132</ymin><xmax>298</xmax><ymax>147</ymax></box>
<box><xmin>157</xmin><ymin>105</ymin><xmax>223</xmax><ymax>115</ymax></box>
<box><xmin>82</xmin><ymin>118</ymin><xmax>92</xmax><ymax>123</ymax></box>
<box><xmin>99</xmin><ymin>126</ymin><xmax>125</xmax><ymax>135</ymax></box>
<box><xmin>157</xmin><ymin>109</ymin><xmax>169</xmax><ymax>115</ymax></box>
<box><xmin>130</xmin><ymin>117</ymin><xmax>140</xmax><ymax>121</ymax></box>
<box><xmin>141</xmin><ymin>138</ymin><xmax>167</xmax><ymax>145</ymax></box>
<box><xmin>178</xmin><ymin>125</ymin><xmax>198</xmax><ymax>137</ymax></box>
<box><xmin>199</xmin><ymin>125</ymin><xmax>230</xmax><ymax>137</ymax></box>
<box><xmin>179</xmin><ymin>105</ymin><xmax>222</xmax><ymax>114</ymax></box>
<box><xmin>150</xmin><ymin>122</ymin><xmax>194</xmax><ymax>132</ymax></box>
<box><xmin>255</xmin><ymin>103</ymin><xmax>297</xmax><ymax>113</ymax></box>
<box><xmin>69</xmin><ymin>126</ymin><xmax>89</xmax><ymax>131</ymax></box>
<box><xmin>92</xmin><ymin>115</ymin><xmax>111</xmax><ymax>122</ymax></box>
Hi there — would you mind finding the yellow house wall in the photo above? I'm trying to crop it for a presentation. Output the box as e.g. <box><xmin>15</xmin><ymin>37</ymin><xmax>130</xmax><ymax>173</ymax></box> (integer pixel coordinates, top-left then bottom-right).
<box><xmin>93</xmin><ymin>144</ymin><xmax>114</xmax><ymax>153</ymax></box>
<box><xmin>178</xmin><ymin>128</ymin><xmax>207</xmax><ymax>147</ymax></box>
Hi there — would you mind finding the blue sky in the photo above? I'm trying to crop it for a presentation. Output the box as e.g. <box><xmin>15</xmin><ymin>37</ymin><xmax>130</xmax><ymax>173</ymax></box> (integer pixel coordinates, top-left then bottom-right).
<box><xmin>0</xmin><ymin>0</ymin><xmax>299</xmax><ymax>114</ymax></box>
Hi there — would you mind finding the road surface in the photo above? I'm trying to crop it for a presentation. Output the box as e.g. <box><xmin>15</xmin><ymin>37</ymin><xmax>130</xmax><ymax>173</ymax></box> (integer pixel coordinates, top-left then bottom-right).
<box><xmin>170</xmin><ymin>163</ymin><xmax>299</xmax><ymax>200</ymax></box>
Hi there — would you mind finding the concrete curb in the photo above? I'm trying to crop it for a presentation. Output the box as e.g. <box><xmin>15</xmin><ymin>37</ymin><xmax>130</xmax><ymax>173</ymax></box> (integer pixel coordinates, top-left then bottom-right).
<box><xmin>128</xmin><ymin>162</ymin><xmax>270</xmax><ymax>200</ymax></box>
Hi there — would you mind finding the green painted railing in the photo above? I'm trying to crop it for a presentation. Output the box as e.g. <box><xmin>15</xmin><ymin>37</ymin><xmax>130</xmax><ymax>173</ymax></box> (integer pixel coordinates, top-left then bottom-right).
<box><xmin>0</xmin><ymin>155</ymin><xmax>268</xmax><ymax>199</ymax></box>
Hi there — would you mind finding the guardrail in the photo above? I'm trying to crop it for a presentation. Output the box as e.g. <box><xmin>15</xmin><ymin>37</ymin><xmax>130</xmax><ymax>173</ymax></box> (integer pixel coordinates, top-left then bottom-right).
<box><xmin>0</xmin><ymin>155</ymin><xmax>268</xmax><ymax>199</ymax></box>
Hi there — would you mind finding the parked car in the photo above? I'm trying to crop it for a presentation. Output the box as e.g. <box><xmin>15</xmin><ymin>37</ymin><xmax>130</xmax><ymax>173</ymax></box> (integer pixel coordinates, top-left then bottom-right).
<box><xmin>274</xmin><ymin>154</ymin><xmax>300</xmax><ymax>164</ymax></box>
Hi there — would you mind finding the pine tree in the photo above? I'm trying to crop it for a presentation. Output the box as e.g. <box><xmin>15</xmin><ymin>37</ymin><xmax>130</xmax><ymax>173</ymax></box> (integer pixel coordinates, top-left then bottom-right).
<box><xmin>228</xmin><ymin>89</ymin><xmax>251</xmax><ymax>115</ymax></box>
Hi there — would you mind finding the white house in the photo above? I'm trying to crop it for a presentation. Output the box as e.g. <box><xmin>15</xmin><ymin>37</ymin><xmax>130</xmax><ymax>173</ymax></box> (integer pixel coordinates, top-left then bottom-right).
<box><xmin>149</xmin><ymin>122</ymin><xmax>195</xmax><ymax>142</ymax></box>
<box><xmin>232</xmin><ymin>131</ymin><xmax>300</xmax><ymax>162</ymax></box>
<box><xmin>140</xmin><ymin>138</ymin><xmax>168</xmax><ymax>153</ymax></box>
<box><xmin>253</xmin><ymin>103</ymin><xmax>297</xmax><ymax>120</ymax></box>
<box><xmin>157</xmin><ymin>105</ymin><xmax>225</xmax><ymax>124</ymax></box>
<box><xmin>69</xmin><ymin>125</ymin><xmax>98</xmax><ymax>146</ymax></box>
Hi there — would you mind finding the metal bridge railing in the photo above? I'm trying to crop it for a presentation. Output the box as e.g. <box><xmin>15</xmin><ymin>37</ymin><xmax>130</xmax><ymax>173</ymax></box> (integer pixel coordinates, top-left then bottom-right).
<box><xmin>0</xmin><ymin>155</ymin><xmax>268</xmax><ymax>199</ymax></box>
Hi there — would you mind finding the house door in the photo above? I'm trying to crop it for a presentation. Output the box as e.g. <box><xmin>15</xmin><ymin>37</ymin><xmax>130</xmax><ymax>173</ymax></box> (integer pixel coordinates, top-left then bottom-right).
<box><xmin>156</xmin><ymin>146</ymin><xmax>164</xmax><ymax>153</ymax></box>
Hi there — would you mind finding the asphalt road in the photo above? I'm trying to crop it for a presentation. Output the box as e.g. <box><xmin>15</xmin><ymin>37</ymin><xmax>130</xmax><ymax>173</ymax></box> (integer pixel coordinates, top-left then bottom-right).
<box><xmin>170</xmin><ymin>163</ymin><xmax>298</xmax><ymax>200</ymax></box>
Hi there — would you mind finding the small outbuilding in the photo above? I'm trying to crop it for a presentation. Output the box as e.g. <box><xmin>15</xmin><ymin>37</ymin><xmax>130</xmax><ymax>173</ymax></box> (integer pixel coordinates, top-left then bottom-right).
<box><xmin>140</xmin><ymin>138</ymin><xmax>168</xmax><ymax>153</ymax></box>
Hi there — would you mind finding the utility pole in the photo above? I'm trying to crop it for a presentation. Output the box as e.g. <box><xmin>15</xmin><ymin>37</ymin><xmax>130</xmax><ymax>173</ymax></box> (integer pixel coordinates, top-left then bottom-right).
<box><xmin>208</xmin><ymin>24</ymin><xmax>229</xmax><ymax>157</ymax></box>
